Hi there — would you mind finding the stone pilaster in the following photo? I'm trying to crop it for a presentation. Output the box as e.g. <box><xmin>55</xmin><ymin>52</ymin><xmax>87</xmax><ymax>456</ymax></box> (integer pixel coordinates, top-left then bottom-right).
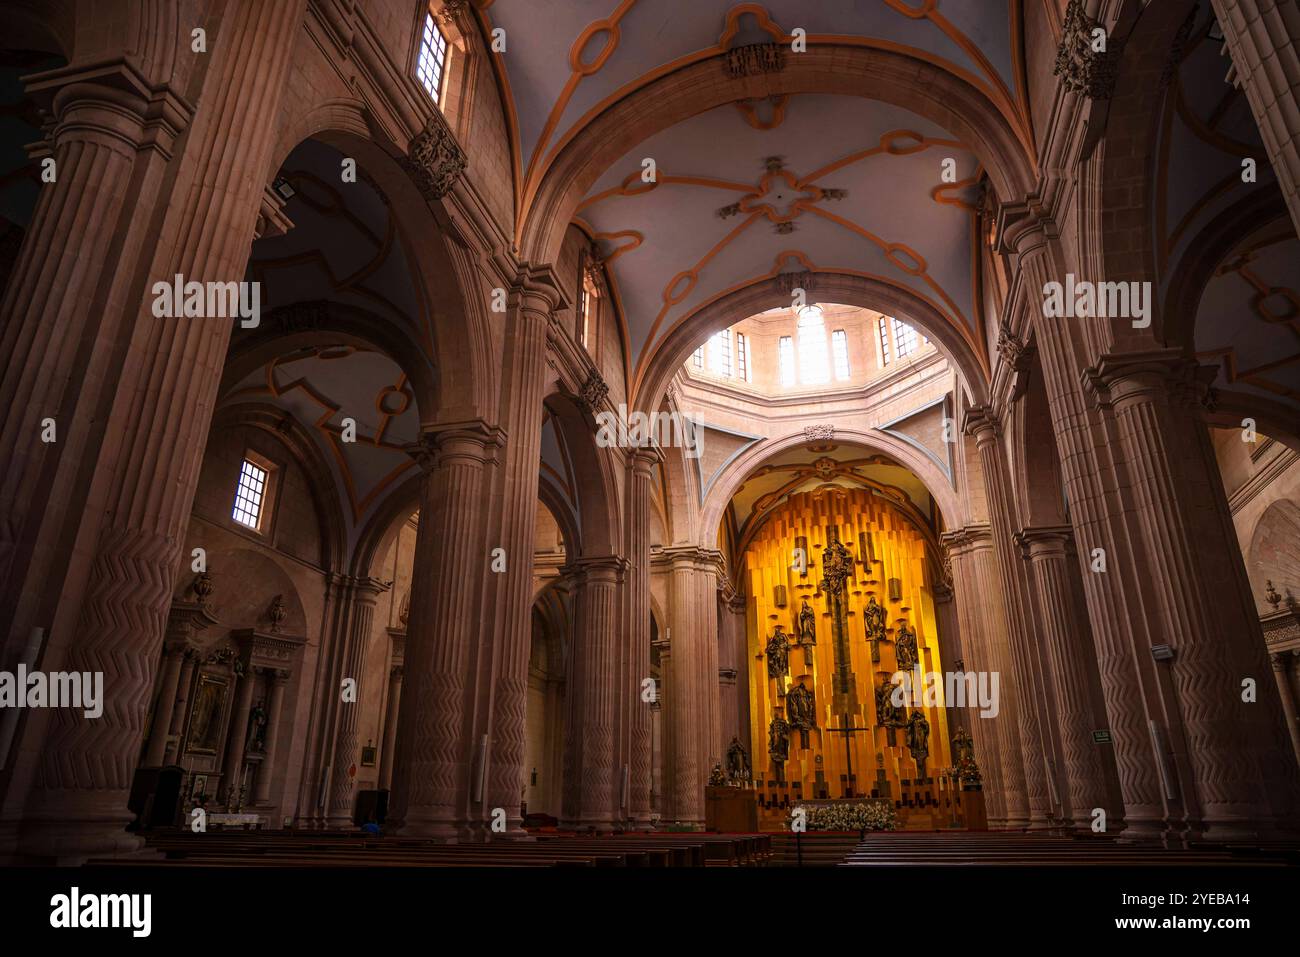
<box><xmin>1270</xmin><ymin>652</ymin><xmax>1300</xmax><ymax>767</ymax></box>
<box><xmin>222</xmin><ymin>657</ymin><xmax>257</xmax><ymax>805</ymax></box>
<box><xmin>623</xmin><ymin>448</ymin><xmax>656</xmax><ymax>827</ymax></box>
<box><xmin>941</xmin><ymin>526</ymin><xmax>1018</xmax><ymax>828</ymax></box>
<box><xmin>327</xmin><ymin>578</ymin><xmax>387</xmax><ymax>826</ymax></box>
<box><xmin>390</xmin><ymin>423</ymin><xmax>501</xmax><ymax>838</ymax></box>
<box><xmin>6</xmin><ymin>0</ymin><xmax>308</xmax><ymax>862</ymax></box>
<box><xmin>378</xmin><ymin>631</ymin><xmax>405</xmax><ymax>792</ymax></box>
<box><xmin>253</xmin><ymin>670</ymin><xmax>289</xmax><ymax>805</ymax></box>
<box><xmin>562</xmin><ymin>556</ymin><xmax>626</xmax><ymax>829</ymax></box>
<box><xmin>1016</xmin><ymin>526</ymin><xmax>1111</xmax><ymax>831</ymax></box>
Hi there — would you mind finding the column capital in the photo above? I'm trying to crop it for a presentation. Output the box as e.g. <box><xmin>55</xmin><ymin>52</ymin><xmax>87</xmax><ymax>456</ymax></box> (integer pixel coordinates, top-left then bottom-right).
<box><xmin>573</xmin><ymin>553</ymin><xmax>630</xmax><ymax>585</ymax></box>
<box><xmin>993</xmin><ymin>192</ymin><xmax>1057</xmax><ymax>256</ymax></box>
<box><xmin>1081</xmin><ymin>349</ymin><xmax>1218</xmax><ymax>413</ymax></box>
<box><xmin>405</xmin><ymin>419</ymin><xmax>506</xmax><ymax>472</ymax></box>
<box><xmin>663</xmin><ymin>545</ymin><xmax>726</xmax><ymax>575</ymax></box>
<box><xmin>629</xmin><ymin>444</ymin><xmax>663</xmax><ymax>474</ymax></box>
<box><xmin>940</xmin><ymin>524</ymin><xmax>993</xmax><ymax>554</ymax></box>
<box><xmin>962</xmin><ymin>404</ymin><xmax>1002</xmax><ymax>445</ymax></box>
<box><xmin>1013</xmin><ymin>525</ymin><xmax>1074</xmax><ymax>561</ymax></box>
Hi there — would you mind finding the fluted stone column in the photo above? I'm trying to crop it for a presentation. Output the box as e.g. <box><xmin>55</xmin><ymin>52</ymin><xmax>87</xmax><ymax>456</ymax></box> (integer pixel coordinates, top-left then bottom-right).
<box><xmin>484</xmin><ymin>273</ymin><xmax>562</xmax><ymax>834</ymax></box>
<box><xmin>623</xmin><ymin>448</ymin><xmax>656</xmax><ymax>827</ymax></box>
<box><xmin>253</xmin><ymin>670</ymin><xmax>289</xmax><ymax>806</ymax></box>
<box><xmin>164</xmin><ymin>650</ymin><xmax>199</xmax><ymax>766</ymax></box>
<box><xmin>379</xmin><ymin>662</ymin><xmax>404</xmax><ymax>792</ymax></box>
<box><xmin>3</xmin><ymin>0</ymin><xmax>308</xmax><ymax>861</ymax></box>
<box><xmin>941</xmin><ymin>527</ymin><xmax>1017</xmax><ymax>828</ymax></box>
<box><xmin>1270</xmin><ymin>652</ymin><xmax>1300</xmax><ymax>767</ymax></box>
<box><xmin>1092</xmin><ymin>351</ymin><xmax>1300</xmax><ymax>837</ymax></box>
<box><xmin>1211</xmin><ymin>0</ymin><xmax>1300</xmax><ymax>235</ymax></box>
<box><xmin>223</xmin><ymin>663</ymin><xmax>257</xmax><ymax>804</ymax></box>
<box><xmin>727</xmin><ymin>593</ymin><xmax>751</xmax><ymax>755</ymax></box>
<box><xmin>562</xmin><ymin>556</ymin><xmax>625</xmax><ymax>829</ymax></box>
<box><xmin>931</xmin><ymin>578</ymin><xmax>966</xmax><ymax>748</ymax></box>
<box><xmin>390</xmin><ymin>423</ymin><xmax>501</xmax><ymax>838</ymax></box>
<box><xmin>327</xmin><ymin>578</ymin><xmax>386</xmax><ymax>826</ymax></box>
<box><xmin>1005</xmin><ymin>214</ymin><xmax>1172</xmax><ymax>839</ymax></box>
<box><xmin>663</xmin><ymin>547</ymin><xmax>723</xmax><ymax>827</ymax></box>
<box><xmin>965</xmin><ymin>407</ymin><xmax>1052</xmax><ymax>828</ymax></box>
<box><xmin>1017</xmin><ymin>527</ymin><xmax>1110</xmax><ymax>830</ymax></box>
<box><xmin>718</xmin><ymin>587</ymin><xmax>746</xmax><ymax>755</ymax></box>
<box><xmin>143</xmin><ymin>642</ymin><xmax>187</xmax><ymax>768</ymax></box>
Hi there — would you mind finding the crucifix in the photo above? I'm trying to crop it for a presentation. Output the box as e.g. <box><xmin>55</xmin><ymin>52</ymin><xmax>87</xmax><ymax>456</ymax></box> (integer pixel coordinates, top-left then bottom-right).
<box><xmin>820</xmin><ymin>529</ymin><xmax>867</xmax><ymax>798</ymax></box>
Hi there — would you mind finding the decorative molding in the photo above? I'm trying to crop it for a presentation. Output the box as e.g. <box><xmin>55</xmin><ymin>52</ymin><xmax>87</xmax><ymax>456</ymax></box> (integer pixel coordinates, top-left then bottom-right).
<box><xmin>401</xmin><ymin>110</ymin><xmax>468</xmax><ymax>202</ymax></box>
<box><xmin>803</xmin><ymin>424</ymin><xmax>835</xmax><ymax>444</ymax></box>
<box><xmin>1053</xmin><ymin>0</ymin><xmax>1124</xmax><ymax>100</ymax></box>
<box><xmin>996</xmin><ymin>318</ymin><xmax>1036</xmax><ymax>401</ymax></box>
<box><xmin>724</xmin><ymin>43</ymin><xmax>785</xmax><ymax>78</ymax></box>
<box><xmin>579</xmin><ymin>370</ymin><xmax>610</xmax><ymax>411</ymax></box>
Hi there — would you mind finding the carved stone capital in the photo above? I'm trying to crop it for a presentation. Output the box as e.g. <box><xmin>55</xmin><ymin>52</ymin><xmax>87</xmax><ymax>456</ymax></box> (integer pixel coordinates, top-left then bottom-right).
<box><xmin>1053</xmin><ymin>0</ymin><xmax>1124</xmax><ymax>100</ymax></box>
<box><xmin>962</xmin><ymin>404</ymin><xmax>1001</xmax><ymax>444</ymax></box>
<box><xmin>1081</xmin><ymin>349</ymin><xmax>1217</xmax><ymax>413</ymax></box>
<box><xmin>579</xmin><ymin>370</ymin><xmax>610</xmax><ymax>412</ymax></box>
<box><xmin>401</xmin><ymin>110</ymin><xmax>468</xmax><ymax>202</ymax></box>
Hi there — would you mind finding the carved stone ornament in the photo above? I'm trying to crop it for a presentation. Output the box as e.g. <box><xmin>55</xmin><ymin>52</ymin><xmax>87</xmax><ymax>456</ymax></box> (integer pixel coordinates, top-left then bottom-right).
<box><xmin>804</xmin><ymin>424</ymin><xmax>835</xmax><ymax>444</ymax></box>
<box><xmin>725</xmin><ymin>43</ymin><xmax>785</xmax><ymax>78</ymax></box>
<box><xmin>402</xmin><ymin>111</ymin><xmax>468</xmax><ymax>202</ymax></box>
<box><xmin>267</xmin><ymin>594</ymin><xmax>287</xmax><ymax>633</ymax></box>
<box><xmin>775</xmin><ymin>270</ymin><xmax>815</xmax><ymax>297</ymax></box>
<box><xmin>579</xmin><ymin>370</ymin><xmax>609</xmax><ymax>411</ymax></box>
<box><xmin>1053</xmin><ymin>0</ymin><xmax>1124</xmax><ymax>100</ymax></box>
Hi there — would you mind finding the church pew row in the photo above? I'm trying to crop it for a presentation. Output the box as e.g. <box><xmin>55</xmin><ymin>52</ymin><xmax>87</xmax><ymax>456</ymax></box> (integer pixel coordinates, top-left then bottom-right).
<box><xmin>82</xmin><ymin>830</ymin><xmax>771</xmax><ymax>868</ymax></box>
<box><xmin>838</xmin><ymin>832</ymin><xmax>1296</xmax><ymax>867</ymax></box>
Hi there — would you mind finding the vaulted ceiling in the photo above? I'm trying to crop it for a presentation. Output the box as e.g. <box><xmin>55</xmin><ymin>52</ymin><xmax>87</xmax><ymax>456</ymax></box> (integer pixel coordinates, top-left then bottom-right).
<box><xmin>477</xmin><ymin>0</ymin><xmax>1030</xmax><ymax>398</ymax></box>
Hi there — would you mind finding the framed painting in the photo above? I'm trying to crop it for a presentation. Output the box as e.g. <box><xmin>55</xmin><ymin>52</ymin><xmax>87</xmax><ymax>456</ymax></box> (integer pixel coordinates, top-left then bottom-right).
<box><xmin>186</xmin><ymin>673</ymin><xmax>229</xmax><ymax>755</ymax></box>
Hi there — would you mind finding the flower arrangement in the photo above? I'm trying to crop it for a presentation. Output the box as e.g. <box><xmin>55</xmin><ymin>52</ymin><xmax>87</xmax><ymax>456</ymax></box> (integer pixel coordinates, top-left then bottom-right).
<box><xmin>799</xmin><ymin>801</ymin><xmax>897</xmax><ymax>832</ymax></box>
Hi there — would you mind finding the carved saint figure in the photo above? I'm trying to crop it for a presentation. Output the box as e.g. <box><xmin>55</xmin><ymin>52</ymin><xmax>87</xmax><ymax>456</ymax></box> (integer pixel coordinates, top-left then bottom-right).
<box><xmin>863</xmin><ymin>595</ymin><xmax>886</xmax><ymax>642</ymax></box>
<box><xmin>952</xmin><ymin>726</ymin><xmax>975</xmax><ymax>765</ymax></box>
<box><xmin>765</xmin><ymin>625</ymin><xmax>790</xmax><ymax>680</ymax></box>
<box><xmin>797</xmin><ymin>599</ymin><xmax>817</xmax><ymax>646</ymax></box>
<box><xmin>906</xmin><ymin>708</ymin><xmax>930</xmax><ymax>772</ymax></box>
<box><xmin>768</xmin><ymin>712</ymin><xmax>791</xmax><ymax>764</ymax></box>
<box><xmin>786</xmin><ymin>679</ymin><xmax>817</xmax><ymax>731</ymax></box>
<box><xmin>895</xmin><ymin>620</ymin><xmax>919</xmax><ymax>673</ymax></box>
<box><xmin>246</xmin><ymin>701</ymin><xmax>268</xmax><ymax>752</ymax></box>
<box><xmin>726</xmin><ymin>736</ymin><xmax>751</xmax><ymax>783</ymax></box>
<box><xmin>708</xmin><ymin>762</ymin><xmax>727</xmax><ymax>787</ymax></box>
<box><xmin>875</xmin><ymin>679</ymin><xmax>905</xmax><ymax>728</ymax></box>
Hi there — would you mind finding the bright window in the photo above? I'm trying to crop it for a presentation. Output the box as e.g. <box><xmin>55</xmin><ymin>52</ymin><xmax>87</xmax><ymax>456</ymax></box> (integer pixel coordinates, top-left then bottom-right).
<box><xmin>778</xmin><ymin>336</ymin><xmax>795</xmax><ymax>386</ymax></box>
<box><xmin>878</xmin><ymin>316</ymin><xmax>890</xmax><ymax>366</ymax></box>
<box><xmin>893</xmin><ymin>318</ymin><xmax>918</xmax><ymax>359</ymax></box>
<box><xmin>693</xmin><ymin>346</ymin><xmax>704</xmax><ymax>369</ymax></box>
<box><xmin>232</xmin><ymin>458</ymin><xmax>268</xmax><ymax>530</ymax></box>
<box><xmin>736</xmin><ymin>332</ymin><xmax>749</xmax><ymax>381</ymax></box>
<box><xmin>580</xmin><ymin>272</ymin><xmax>598</xmax><ymax>348</ymax></box>
<box><xmin>709</xmin><ymin>329</ymin><xmax>732</xmax><ymax>377</ymax></box>
<box><xmin>831</xmin><ymin>329</ymin><xmax>850</xmax><ymax>380</ymax></box>
<box><xmin>416</xmin><ymin>14</ymin><xmax>449</xmax><ymax>103</ymax></box>
<box><xmin>797</xmin><ymin>306</ymin><xmax>829</xmax><ymax>384</ymax></box>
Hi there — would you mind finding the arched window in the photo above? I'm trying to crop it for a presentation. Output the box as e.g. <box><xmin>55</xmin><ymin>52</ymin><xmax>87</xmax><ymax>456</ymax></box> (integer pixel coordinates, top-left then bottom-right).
<box><xmin>416</xmin><ymin>13</ymin><xmax>449</xmax><ymax>104</ymax></box>
<box><xmin>778</xmin><ymin>336</ymin><xmax>795</xmax><ymax>386</ymax></box>
<box><xmin>709</xmin><ymin>329</ymin><xmax>732</xmax><ymax>377</ymax></box>
<box><xmin>831</xmin><ymin>328</ymin><xmax>850</xmax><ymax>380</ymax></box>
<box><xmin>797</xmin><ymin>305</ymin><xmax>830</xmax><ymax>384</ymax></box>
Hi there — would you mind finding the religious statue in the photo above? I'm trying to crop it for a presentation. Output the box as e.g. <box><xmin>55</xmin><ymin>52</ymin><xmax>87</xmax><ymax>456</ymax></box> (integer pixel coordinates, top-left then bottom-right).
<box><xmin>863</xmin><ymin>594</ymin><xmax>886</xmax><ymax>663</ymax></box>
<box><xmin>768</xmin><ymin>711</ymin><xmax>791</xmax><ymax>765</ymax></box>
<box><xmin>895</xmin><ymin>620</ymin><xmax>919</xmax><ymax>673</ymax></box>
<box><xmin>797</xmin><ymin>599</ymin><xmax>817</xmax><ymax>646</ymax></box>
<box><xmin>786</xmin><ymin>679</ymin><xmax>817</xmax><ymax>748</ymax></box>
<box><xmin>953</xmin><ymin>726</ymin><xmax>982</xmax><ymax>786</ymax></box>
<box><xmin>246</xmin><ymin>701</ymin><xmax>268</xmax><ymax>752</ymax></box>
<box><xmin>906</xmin><ymin>708</ymin><xmax>931</xmax><ymax>777</ymax></box>
<box><xmin>765</xmin><ymin>625</ymin><xmax>790</xmax><ymax>680</ymax></box>
<box><xmin>875</xmin><ymin>678</ymin><xmax>905</xmax><ymax>729</ymax></box>
<box><xmin>708</xmin><ymin>762</ymin><xmax>727</xmax><ymax>787</ymax></box>
<box><xmin>952</xmin><ymin>726</ymin><xmax>975</xmax><ymax>765</ymax></box>
<box><xmin>726</xmin><ymin>736</ymin><xmax>751</xmax><ymax>783</ymax></box>
<box><xmin>818</xmin><ymin>538</ymin><xmax>854</xmax><ymax>597</ymax></box>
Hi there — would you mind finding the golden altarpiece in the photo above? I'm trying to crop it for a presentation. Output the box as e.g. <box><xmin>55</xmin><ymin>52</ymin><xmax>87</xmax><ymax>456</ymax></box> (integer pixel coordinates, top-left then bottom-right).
<box><xmin>742</xmin><ymin>484</ymin><xmax>956</xmax><ymax>828</ymax></box>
